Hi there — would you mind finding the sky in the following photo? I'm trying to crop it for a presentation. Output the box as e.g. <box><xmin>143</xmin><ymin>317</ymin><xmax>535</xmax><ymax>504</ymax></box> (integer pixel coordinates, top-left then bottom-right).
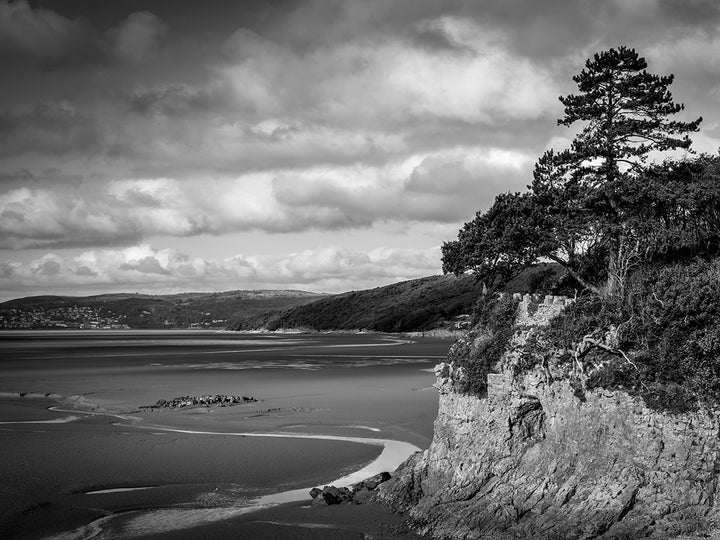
<box><xmin>1</xmin><ymin>0</ymin><xmax>719</xmax><ymax>301</ymax></box>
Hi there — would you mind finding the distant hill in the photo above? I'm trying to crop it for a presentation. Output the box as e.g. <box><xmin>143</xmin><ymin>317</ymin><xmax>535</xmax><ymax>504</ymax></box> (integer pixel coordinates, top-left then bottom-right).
<box><xmin>229</xmin><ymin>275</ymin><xmax>487</xmax><ymax>333</ymax></box>
<box><xmin>0</xmin><ymin>290</ymin><xmax>325</xmax><ymax>330</ymax></box>
<box><xmin>1</xmin><ymin>265</ymin><xmax>570</xmax><ymax>332</ymax></box>
<box><xmin>228</xmin><ymin>264</ymin><xmax>572</xmax><ymax>333</ymax></box>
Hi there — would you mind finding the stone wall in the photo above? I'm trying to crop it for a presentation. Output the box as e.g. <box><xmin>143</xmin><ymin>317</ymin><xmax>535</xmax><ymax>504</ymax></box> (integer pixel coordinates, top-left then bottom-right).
<box><xmin>510</xmin><ymin>293</ymin><xmax>573</xmax><ymax>328</ymax></box>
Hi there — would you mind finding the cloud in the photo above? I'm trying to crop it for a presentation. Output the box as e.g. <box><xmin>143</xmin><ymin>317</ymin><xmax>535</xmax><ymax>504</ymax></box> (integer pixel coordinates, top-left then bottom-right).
<box><xmin>646</xmin><ymin>26</ymin><xmax>720</xmax><ymax>102</ymax></box>
<box><xmin>119</xmin><ymin>255</ymin><xmax>170</xmax><ymax>275</ymax></box>
<box><xmin>111</xmin><ymin>11</ymin><xmax>167</xmax><ymax>63</ymax></box>
<box><xmin>0</xmin><ymin>102</ymin><xmax>101</xmax><ymax>157</ymax></box>
<box><xmin>217</xmin><ymin>18</ymin><xmax>559</xmax><ymax>128</ymax></box>
<box><xmin>0</xmin><ymin>0</ymin><xmax>98</xmax><ymax>65</ymax></box>
<box><xmin>34</xmin><ymin>14</ymin><xmax>558</xmax><ymax>179</ymax></box>
<box><xmin>129</xmin><ymin>84</ymin><xmax>220</xmax><ymax>117</ymax></box>
<box><xmin>272</xmin><ymin>148</ymin><xmax>533</xmax><ymax>226</ymax></box>
<box><xmin>0</xmin><ymin>147</ymin><xmax>532</xmax><ymax>248</ymax></box>
<box><xmin>75</xmin><ymin>265</ymin><xmax>96</xmax><ymax>277</ymax></box>
<box><xmin>0</xmin><ymin>244</ymin><xmax>442</xmax><ymax>298</ymax></box>
<box><xmin>34</xmin><ymin>259</ymin><xmax>60</xmax><ymax>275</ymax></box>
<box><xmin>6</xmin><ymin>0</ymin><xmax>713</xmax><ymax>197</ymax></box>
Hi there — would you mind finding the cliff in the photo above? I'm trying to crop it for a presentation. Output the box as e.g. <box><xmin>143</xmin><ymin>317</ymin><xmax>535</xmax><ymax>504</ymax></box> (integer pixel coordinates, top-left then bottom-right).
<box><xmin>378</xmin><ymin>294</ymin><xmax>720</xmax><ymax>539</ymax></box>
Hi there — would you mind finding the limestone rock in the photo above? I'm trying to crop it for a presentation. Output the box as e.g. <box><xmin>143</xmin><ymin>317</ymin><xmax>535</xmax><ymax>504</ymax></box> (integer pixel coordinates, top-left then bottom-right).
<box><xmin>352</xmin><ymin>471</ymin><xmax>391</xmax><ymax>492</ymax></box>
<box><xmin>309</xmin><ymin>485</ymin><xmax>354</xmax><ymax>505</ymax></box>
<box><xmin>310</xmin><ymin>471</ymin><xmax>393</xmax><ymax>507</ymax></box>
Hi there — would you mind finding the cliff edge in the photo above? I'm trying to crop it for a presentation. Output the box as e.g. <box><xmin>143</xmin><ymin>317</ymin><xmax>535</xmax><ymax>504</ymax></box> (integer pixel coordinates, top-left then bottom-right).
<box><xmin>378</xmin><ymin>295</ymin><xmax>720</xmax><ymax>539</ymax></box>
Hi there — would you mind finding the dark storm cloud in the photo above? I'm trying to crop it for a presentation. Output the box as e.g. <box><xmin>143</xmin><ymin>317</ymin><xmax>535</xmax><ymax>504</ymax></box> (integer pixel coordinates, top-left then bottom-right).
<box><xmin>0</xmin><ymin>0</ymin><xmax>101</xmax><ymax>66</ymax></box>
<box><xmin>128</xmin><ymin>84</ymin><xmax>222</xmax><ymax>117</ymax></box>
<box><xmin>655</xmin><ymin>0</ymin><xmax>720</xmax><ymax>30</ymax></box>
<box><xmin>110</xmin><ymin>11</ymin><xmax>166</xmax><ymax>63</ymax></box>
<box><xmin>0</xmin><ymin>0</ymin><xmax>172</xmax><ymax>70</ymax></box>
<box><xmin>0</xmin><ymin>102</ymin><xmax>102</xmax><ymax>156</ymax></box>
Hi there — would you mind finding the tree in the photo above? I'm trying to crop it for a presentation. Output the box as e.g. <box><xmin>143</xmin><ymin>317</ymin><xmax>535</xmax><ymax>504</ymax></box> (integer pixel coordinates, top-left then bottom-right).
<box><xmin>442</xmin><ymin>193</ymin><xmax>543</xmax><ymax>288</ymax></box>
<box><xmin>443</xmin><ymin>47</ymin><xmax>704</xmax><ymax>297</ymax></box>
<box><xmin>555</xmin><ymin>47</ymin><xmax>702</xmax><ymax>295</ymax></box>
<box><xmin>559</xmin><ymin>46</ymin><xmax>701</xmax><ymax>189</ymax></box>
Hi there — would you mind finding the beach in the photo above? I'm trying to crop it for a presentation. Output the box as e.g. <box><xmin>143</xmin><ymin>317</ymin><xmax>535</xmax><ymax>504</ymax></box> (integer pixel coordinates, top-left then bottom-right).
<box><xmin>0</xmin><ymin>331</ymin><xmax>447</xmax><ymax>538</ymax></box>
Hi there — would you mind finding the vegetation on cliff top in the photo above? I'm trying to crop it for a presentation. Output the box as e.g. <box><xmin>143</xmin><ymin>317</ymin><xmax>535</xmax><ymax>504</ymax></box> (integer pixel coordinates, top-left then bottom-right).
<box><xmin>542</xmin><ymin>260</ymin><xmax>720</xmax><ymax>412</ymax></box>
<box><xmin>447</xmin><ymin>294</ymin><xmax>519</xmax><ymax>396</ymax></box>
<box><xmin>443</xmin><ymin>47</ymin><xmax>720</xmax><ymax>412</ymax></box>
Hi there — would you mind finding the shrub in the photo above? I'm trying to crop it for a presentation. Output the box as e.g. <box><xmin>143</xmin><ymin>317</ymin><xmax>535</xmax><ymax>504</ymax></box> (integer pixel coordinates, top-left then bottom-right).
<box><xmin>453</xmin><ymin>294</ymin><xmax>518</xmax><ymax>396</ymax></box>
<box><xmin>540</xmin><ymin>258</ymin><xmax>720</xmax><ymax>412</ymax></box>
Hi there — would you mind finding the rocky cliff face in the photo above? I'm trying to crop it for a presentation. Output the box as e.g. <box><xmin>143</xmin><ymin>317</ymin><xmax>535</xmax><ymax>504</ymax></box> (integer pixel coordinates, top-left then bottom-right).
<box><xmin>379</xmin><ymin>295</ymin><xmax>720</xmax><ymax>539</ymax></box>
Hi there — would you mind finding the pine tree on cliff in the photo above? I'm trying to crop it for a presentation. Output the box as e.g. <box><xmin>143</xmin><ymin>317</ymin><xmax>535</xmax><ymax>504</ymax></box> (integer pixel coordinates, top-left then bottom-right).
<box><xmin>442</xmin><ymin>46</ymin><xmax>703</xmax><ymax>296</ymax></box>
<box><xmin>552</xmin><ymin>46</ymin><xmax>702</xmax><ymax>295</ymax></box>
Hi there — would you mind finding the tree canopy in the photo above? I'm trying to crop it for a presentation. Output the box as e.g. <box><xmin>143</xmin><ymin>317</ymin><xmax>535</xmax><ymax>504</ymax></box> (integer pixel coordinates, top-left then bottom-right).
<box><xmin>442</xmin><ymin>47</ymin><xmax>712</xmax><ymax>297</ymax></box>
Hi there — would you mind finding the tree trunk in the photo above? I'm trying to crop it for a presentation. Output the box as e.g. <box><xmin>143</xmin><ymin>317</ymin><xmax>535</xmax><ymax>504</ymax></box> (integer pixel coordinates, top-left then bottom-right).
<box><xmin>604</xmin><ymin>250</ymin><xmax>622</xmax><ymax>297</ymax></box>
<box><xmin>546</xmin><ymin>253</ymin><xmax>603</xmax><ymax>296</ymax></box>
<box><xmin>603</xmin><ymin>232</ymin><xmax>639</xmax><ymax>298</ymax></box>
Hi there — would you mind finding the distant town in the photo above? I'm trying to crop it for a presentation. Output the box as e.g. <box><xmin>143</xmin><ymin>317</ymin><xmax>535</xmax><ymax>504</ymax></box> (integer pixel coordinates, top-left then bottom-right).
<box><xmin>0</xmin><ymin>306</ymin><xmax>130</xmax><ymax>330</ymax></box>
<box><xmin>0</xmin><ymin>306</ymin><xmax>229</xmax><ymax>330</ymax></box>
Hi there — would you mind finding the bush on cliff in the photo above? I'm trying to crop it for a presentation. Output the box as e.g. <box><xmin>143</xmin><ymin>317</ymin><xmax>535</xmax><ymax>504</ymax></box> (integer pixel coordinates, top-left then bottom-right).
<box><xmin>449</xmin><ymin>294</ymin><xmax>518</xmax><ymax>396</ymax></box>
<box><xmin>541</xmin><ymin>259</ymin><xmax>720</xmax><ymax>412</ymax></box>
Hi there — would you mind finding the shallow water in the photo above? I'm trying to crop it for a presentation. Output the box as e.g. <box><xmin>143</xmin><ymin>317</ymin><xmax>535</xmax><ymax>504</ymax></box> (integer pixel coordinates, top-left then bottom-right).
<box><xmin>0</xmin><ymin>330</ymin><xmax>449</xmax><ymax>538</ymax></box>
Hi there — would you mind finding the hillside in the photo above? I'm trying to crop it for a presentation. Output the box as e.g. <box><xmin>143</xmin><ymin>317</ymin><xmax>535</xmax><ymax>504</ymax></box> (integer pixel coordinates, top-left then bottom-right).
<box><xmin>0</xmin><ymin>290</ymin><xmax>324</xmax><ymax>329</ymax></box>
<box><xmin>230</xmin><ymin>274</ymin><xmax>489</xmax><ymax>333</ymax></box>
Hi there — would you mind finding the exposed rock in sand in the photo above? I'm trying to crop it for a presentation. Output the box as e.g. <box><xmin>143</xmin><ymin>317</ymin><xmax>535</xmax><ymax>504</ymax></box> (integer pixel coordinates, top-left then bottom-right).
<box><xmin>310</xmin><ymin>471</ymin><xmax>392</xmax><ymax>506</ymax></box>
<box><xmin>139</xmin><ymin>394</ymin><xmax>257</xmax><ymax>410</ymax></box>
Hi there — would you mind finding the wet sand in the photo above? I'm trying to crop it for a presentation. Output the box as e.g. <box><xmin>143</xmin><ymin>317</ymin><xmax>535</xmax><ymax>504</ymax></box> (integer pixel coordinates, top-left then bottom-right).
<box><xmin>0</xmin><ymin>331</ymin><xmax>448</xmax><ymax>539</ymax></box>
<box><xmin>147</xmin><ymin>501</ymin><xmax>422</xmax><ymax>539</ymax></box>
<box><xmin>1</xmin><ymin>409</ymin><xmax>383</xmax><ymax>538</ymax></box>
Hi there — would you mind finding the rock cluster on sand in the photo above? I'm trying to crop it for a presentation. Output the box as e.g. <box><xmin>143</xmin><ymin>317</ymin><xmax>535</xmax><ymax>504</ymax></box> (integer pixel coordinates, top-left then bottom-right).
<box><xmin>310</xmin><ymin>472</ymin><xmax>391</xmax><ymax>506</ymax></box>
<box><xmin>139</xmin><ymin>394</ymin><xmax>257</xmax><ymax>410</ymax></box>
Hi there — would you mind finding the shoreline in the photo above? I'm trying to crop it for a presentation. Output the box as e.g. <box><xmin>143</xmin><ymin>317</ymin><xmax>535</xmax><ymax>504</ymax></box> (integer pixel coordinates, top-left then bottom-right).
<box><xmin>43</xmin><ymin>424</ymin><xmax>421</xmax><ymax>539</ymax></box>
<box><xmin>1</xmin><ymin>395</ymin><xmax>423</xmax><ymax>539</ymax></box>
<box><xmin>1</xmin><ymin>326</ymin><xmax>460</xmax><ymax>339</ymax></box>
